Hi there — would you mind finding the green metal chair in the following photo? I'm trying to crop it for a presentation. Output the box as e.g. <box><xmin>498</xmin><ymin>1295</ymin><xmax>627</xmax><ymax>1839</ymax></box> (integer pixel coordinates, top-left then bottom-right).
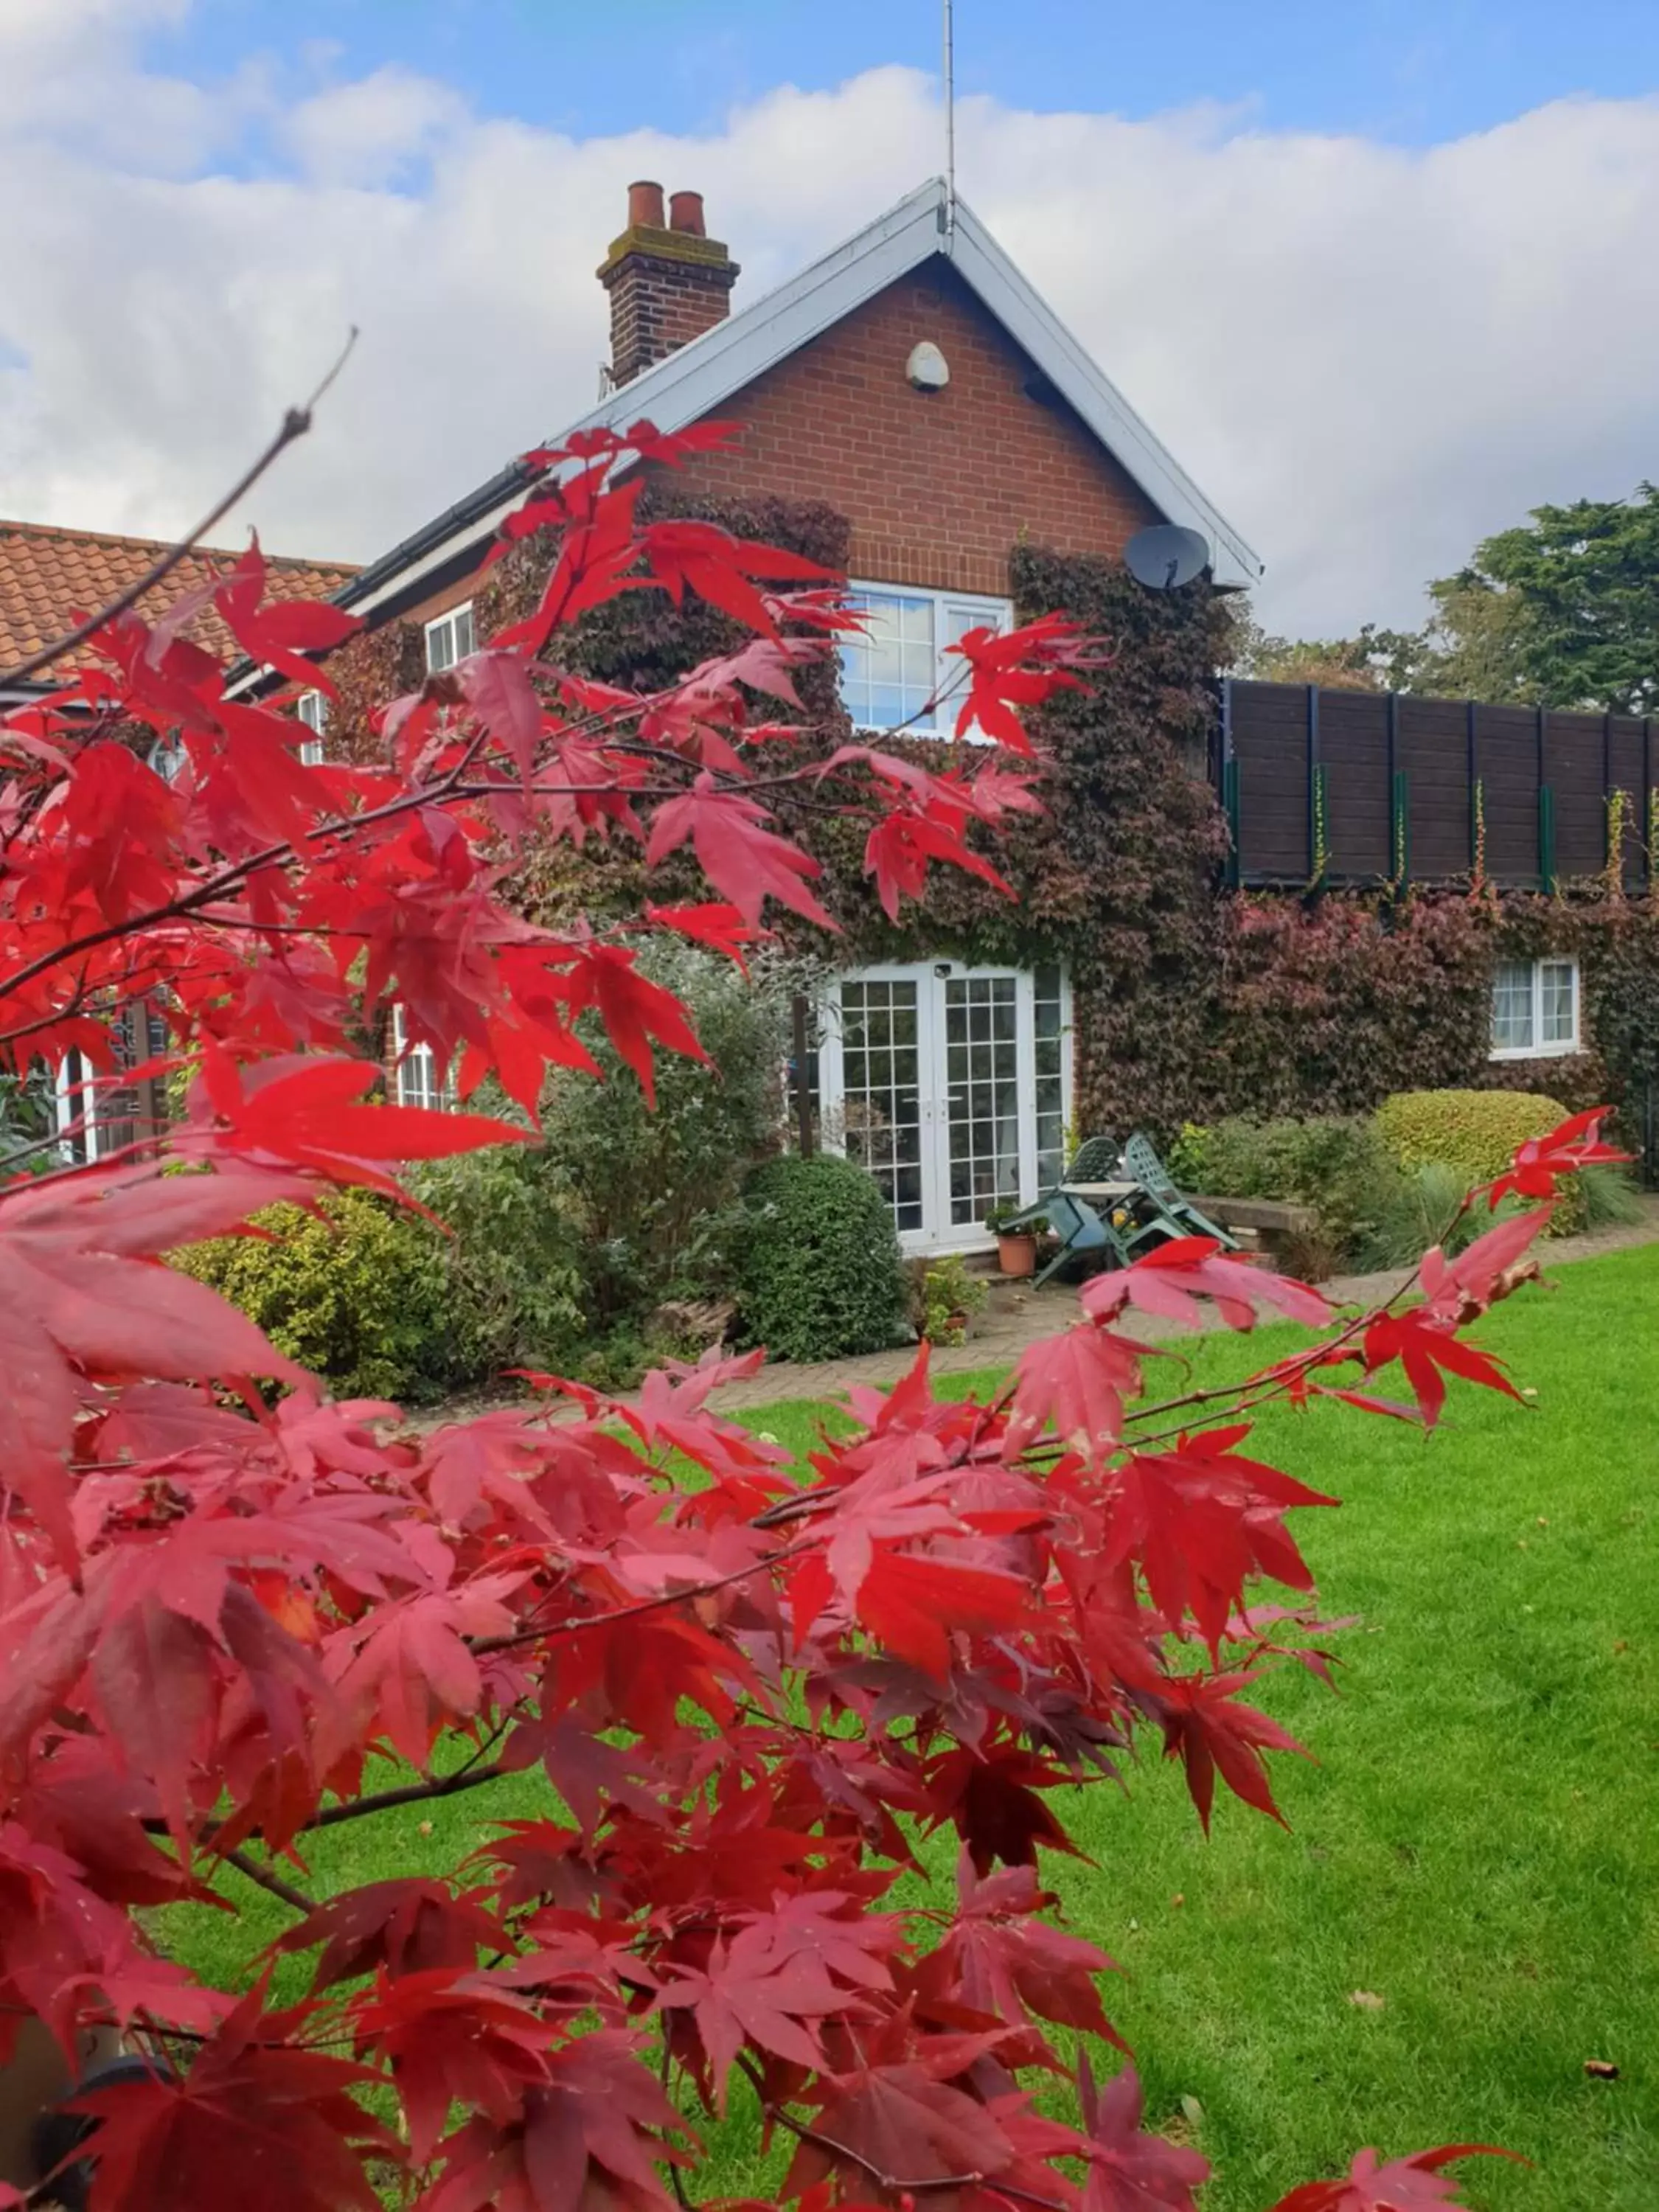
<box><xmin>1001</xmin><ymin>1133</ymin><xmax>1133</xmax><ymax>1287</ymax></box>
<box><xmin>1117</xmin><ymin>1130</ymin><xmax>1239</xmax><ymax>1253</ymax></box>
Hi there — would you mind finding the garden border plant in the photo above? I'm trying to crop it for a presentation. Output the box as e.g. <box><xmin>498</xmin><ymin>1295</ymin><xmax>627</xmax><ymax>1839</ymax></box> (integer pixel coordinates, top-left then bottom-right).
<box><xmin>0</xmin><ymin>392</ymin><xmax>1604</xmax><ymax>2212</ymax></box>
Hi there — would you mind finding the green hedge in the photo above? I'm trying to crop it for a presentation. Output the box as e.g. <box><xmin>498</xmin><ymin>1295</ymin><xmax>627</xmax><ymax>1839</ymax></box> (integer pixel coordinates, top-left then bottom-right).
<box><xmin>1372</xmin><ymin>1087</ymin><xmax>1568</xmax><ymax>1179</ymax></box>
<box><xmin>170</xmin><ymin>1190</ymin><xmax>457</xmax><ymax>1402</ymax></box>
<box><xmin>1169</xmin><ymin>1114</ymin><xmax>1399</xmax><ymax>1269</ymax></box>
<box><xmin>734</xmin><ymin>1154</ymin><xmax>908</xmax><ymax>1363</ymax></box>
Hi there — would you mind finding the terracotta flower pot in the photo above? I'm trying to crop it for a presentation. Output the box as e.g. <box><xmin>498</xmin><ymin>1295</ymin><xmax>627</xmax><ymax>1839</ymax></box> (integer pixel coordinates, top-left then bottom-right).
<box><xmin>995</xmin><ymin>1231</ymin><xmax>1037</xmax><ymax>1278</ymax></box>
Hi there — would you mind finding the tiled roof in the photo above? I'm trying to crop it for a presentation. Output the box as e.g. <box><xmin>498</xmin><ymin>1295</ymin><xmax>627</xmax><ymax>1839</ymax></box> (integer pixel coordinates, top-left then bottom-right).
<box><xmin>0</xmin><ymin>518</ymin><xmax>358</xmax><ymax>682</ymax></box>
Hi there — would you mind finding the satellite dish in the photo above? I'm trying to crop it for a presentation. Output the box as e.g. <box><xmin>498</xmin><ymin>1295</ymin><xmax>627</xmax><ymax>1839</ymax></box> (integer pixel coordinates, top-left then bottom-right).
<box><xmin>1124</xmin><ymin>524</ymin><xmax>1211</xmax><ymax>591</ymax></box>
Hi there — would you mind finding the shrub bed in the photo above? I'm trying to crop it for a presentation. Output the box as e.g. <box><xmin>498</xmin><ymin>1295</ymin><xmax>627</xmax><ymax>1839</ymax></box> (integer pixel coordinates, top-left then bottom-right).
<box><xmin>171</xmin><ymin>1190</ymin><xmax>457</xmax><ymax>1402</ymax></box>
<box><xmin>734</xmin><ymin>1153</ymin><xmax>908</xmax><ymax>1362</ymax></box>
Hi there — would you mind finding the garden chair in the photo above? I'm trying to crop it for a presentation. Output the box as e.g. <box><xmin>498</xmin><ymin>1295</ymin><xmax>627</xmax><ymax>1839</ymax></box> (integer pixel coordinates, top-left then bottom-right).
<box><xmin>1001</xmin><ymin>1133</ymin><xmax>1135</xmax><ymax>1287</ymax></box>
<box><xmin>1117</xmin><ymin>1130</ymin><xmax>1239</xmax><ymax>1253</ymax></box>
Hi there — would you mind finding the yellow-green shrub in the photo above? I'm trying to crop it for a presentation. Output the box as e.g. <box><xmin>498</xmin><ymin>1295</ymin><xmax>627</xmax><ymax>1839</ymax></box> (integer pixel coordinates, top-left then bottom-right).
<box><xmin>171</xmin><ymin>1189</ymin><xmax>456</xmax><ymax>1402</ymax></box>
<box><xmin>1373</xmin><ymin>1087</ymin><xmax>1582</xmax><ymax>1231</ymax></box>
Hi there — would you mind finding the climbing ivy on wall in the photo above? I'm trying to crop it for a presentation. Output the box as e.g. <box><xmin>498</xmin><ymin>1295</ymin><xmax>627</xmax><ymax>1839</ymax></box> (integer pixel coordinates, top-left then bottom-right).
<box><xmin>316</xmin><ymin>488</ymin><xmax>1659</xmax><ymax>1163</ymax></box>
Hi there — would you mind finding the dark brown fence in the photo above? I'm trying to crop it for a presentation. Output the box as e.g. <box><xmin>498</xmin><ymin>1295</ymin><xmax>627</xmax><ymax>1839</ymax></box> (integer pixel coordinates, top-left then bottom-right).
<box><xmin>1221</xmin><ymin>681</ymin><xmax>1655</xmax><ymax>891</ymax></box>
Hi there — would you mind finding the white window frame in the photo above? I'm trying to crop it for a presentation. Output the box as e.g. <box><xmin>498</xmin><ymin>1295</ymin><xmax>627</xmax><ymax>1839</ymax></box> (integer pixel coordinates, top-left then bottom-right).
<box><xmin>1489</xmin><ymin>955</ymin><xmax>1580</xmax><ymax>1060</ymax></box>
<box><xmin>840</xmin><ymin>582</ymin><xmax>1012</xmax><ymax>739</ymax></box>
<box><xmin>53</xmin><ymin>1049</ymin><xmax>103</xmax><ymax>1165</ymax></box>
<box><xmin>296</xmin><ymin>689</ymin><xmax>327</xmax><ymax>765</ymax></box>
<box><xmin>424</xmin><ymin>602</ymin><xmax>476</xmax><ymax>675</ymax></box>
<box><xmin>390</xmin><ymin>1006</ymin><xmax>457</xmax><ymax>1110</ymax></box>
<box><xmin>146</xmin><ymin>732</ymin><xmax>187</xmax><ymax>783</ymax></box>
<box><xmin>815</xmin><ymin>960</ymin><xmax>1073</xmax><ymax>1253</ymax></box>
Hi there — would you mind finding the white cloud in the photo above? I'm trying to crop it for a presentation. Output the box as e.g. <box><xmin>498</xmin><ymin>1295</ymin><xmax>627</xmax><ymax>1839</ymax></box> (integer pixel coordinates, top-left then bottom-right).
<box><xmin>0</xmin><ymin>10</ymin><xmax>1655</xmax><ymax>636</ymax></box>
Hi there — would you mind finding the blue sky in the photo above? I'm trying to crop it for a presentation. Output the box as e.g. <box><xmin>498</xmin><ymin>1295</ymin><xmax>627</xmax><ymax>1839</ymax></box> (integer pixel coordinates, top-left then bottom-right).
<box><xmin>163</xmin><ymin>0</ymin><xmax>1658</xmax><ymax>151</ymax></box>
<box><xmin>4</xmin><ymin>1</ymin><xmax>1657</xmax><ymax>632</ymax></box>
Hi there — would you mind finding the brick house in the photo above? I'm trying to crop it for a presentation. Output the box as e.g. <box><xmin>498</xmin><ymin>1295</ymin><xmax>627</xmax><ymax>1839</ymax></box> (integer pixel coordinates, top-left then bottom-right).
<box><xmin>309</xmin><ymin>178</ymin><xmax>1265</xmax><ymax>1252</ymax></box>
<box><xmin>0</xmin><ymin>518</ymin><xmax>355</xmax><ymax>1158</ymax></box>
<box><xmin>0</xmin><ymin>517</ymin><xmax>355</xmax><ymax>714</ymax></box>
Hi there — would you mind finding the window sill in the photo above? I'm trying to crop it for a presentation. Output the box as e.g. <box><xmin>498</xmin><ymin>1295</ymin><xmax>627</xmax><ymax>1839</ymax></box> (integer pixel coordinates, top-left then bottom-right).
<box><xmin>1488</xmin><ymin>1042</ymin><xmax>1581</xmax><ymax>1062</ymax></box>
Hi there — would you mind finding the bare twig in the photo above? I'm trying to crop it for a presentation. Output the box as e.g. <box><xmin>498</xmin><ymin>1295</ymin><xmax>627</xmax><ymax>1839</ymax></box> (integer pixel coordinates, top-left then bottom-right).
<box><xmin>218</xmin><ymin>1845</ymin><xmax>318</xmax><ymax>1916</ymax></box>
<box><xmin>0</xmin><ymin>329</ymin><xmax>358</xmax><ymax>689</ymax></box>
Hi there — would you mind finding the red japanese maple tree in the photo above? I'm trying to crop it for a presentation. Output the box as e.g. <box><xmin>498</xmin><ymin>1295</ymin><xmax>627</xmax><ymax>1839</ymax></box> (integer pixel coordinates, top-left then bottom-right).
<box><xmin>0</xmin><ymin>415</ymin><xmax>1590</xmax><ymax>2211</ymax></box>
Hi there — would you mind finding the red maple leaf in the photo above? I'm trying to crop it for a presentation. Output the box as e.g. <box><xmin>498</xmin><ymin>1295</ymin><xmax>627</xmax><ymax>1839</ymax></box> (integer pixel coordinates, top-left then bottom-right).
<box><xmin>639</xmin><ymin>518</ymin><xmax>838</xmax><ymax>637</ymax></box>
<box><xmin>421</xmin><ymin>2031</ymin><xmax>696</xmax><ymax>2212</ymax></box>
<box><xmin>1105</xmin><ymin>1430</ymin><xmax>1336</xmax><ymax>1655</ymax></box>
<box><xmin>644</xmin><ymin>900</ymin><xmax>765</xmax><ymax>971</ymax></box>
<box><xmin>0</xmin><ymin>1163</ymin><xmax>310</xmax><ymax>1568</ymax></box>
<box><xmin>213</xmin><ymin>537</ymin><xmax>364</xmax><ymax>699</ymax></box>
<box><xmin>653</xmin><ymin>1919</ymin><xmax>852</xmax><ymax>2107</ymax></box>
<box><xmin>563</xmin><ymin>943</ymin><xmax>709</xmax><ymax>1107</ymax></box>
<box><xmin>1265</xmin><ymin>2143</ymin><xmax>1523</xmax><ymax>2212</ymax></box>
<box><xmin>190</xmin><ymin>1051</ymin><xmax>533</xmax><ymax>1196</ymax></box>
<box><xmin>645</xmin><ymin>776</ymin><xmax>836</xmax><ymax>930</ymax></box>
<box><xmin>925</xmin><ymin>1745</ymin><xmax>1088</xmax><ymax>1874</ymax></box>
<box><xmin>921</xmin><ymin>1852</ymin><xmax>1125</xmax><ymax>2054</ymax></box>
<box><xmin>1005</xmin><ymin>1321</ymin><xmax>1142</xmax><ymax>1463</ymax></box>
<box><xmin>1154</xmin><ymin>1669</ymin><xmax>1307</xmax><ymax>1832</ymax></box>
<box><xmin>69</xmin><ymin>1986</ymin><xmax>394</xmax><ymax>2212</ymax></box>
<box><xmin>350</xmin><ymin>1968</ymin><xmax>555</xmax><ymax>2165</ymax></box>
<box><xmin>276</xmin><ymin>1878</ymin><xmax>505</xmax><ymax>1991</ymax></box>
<box><xmin>1077</xmin><ymin>2055</ymin><xmax>1209</xmax><ymax>2212</ymax></box>
<box><xmin>1360</xmin><ymin>1310</ymin><xmax>1523</xmax><ymax>1429</ymax></box>
<box><xmin>1084</xmin><ymin>1239</ymin><xmax>1332</xmax><ymax>1334</ymax></box>
<box><xmin>1486</xmin><ymin>1107</ymin><xmax>1624</xmax><ymax>1208</ymax></box>
<box><xmin>945</xmin><ymin>613</ymin><xmax>1102</xmax><ymax>751</ymax></box>
<box><xmin>862</xmin><ymin>810</ymin><xmax>1015</xmax><ymax>922</ymax></box>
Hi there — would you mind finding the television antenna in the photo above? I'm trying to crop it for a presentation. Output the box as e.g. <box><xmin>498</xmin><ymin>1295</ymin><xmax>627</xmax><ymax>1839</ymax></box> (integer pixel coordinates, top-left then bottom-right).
<box><xmin>1124</xmin><ymin>523</ymin><xmax>1211</xmax><ymax>591</ymax></box>
<box><xmin>942</xmin><ymin>0</ymin><xmax>956</xmax><ymax>237</ymax></box>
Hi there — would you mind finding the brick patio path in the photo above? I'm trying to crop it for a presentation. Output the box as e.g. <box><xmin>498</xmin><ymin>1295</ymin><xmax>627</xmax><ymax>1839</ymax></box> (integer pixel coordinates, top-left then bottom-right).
<box><xmin>417</xmin><ymin>1202</ymin><xmax>1659</xmax><ymax>1429</ymax></box>
<box><xmin>694</xmin><ymin>1200</ymin><xmax>1659</xmax><ymax>1413</ymax></box>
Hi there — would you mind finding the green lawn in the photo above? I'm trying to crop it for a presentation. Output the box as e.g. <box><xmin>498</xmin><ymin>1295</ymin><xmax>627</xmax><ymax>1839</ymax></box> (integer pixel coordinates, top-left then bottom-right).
<box><xmin>159</xmin><ymin>1245</ymin><xmax>1659</xmax><ymax>2210</ymax></box>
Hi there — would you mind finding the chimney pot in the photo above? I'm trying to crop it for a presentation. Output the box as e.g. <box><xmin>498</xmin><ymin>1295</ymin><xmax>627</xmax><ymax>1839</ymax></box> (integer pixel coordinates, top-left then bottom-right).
<box><xmin>598</xmin><ymin>187</ymin><xmax>740</xmax><ymax>386</ymax></box>
<box><xmin>627</xmin><ymin>179</ymin><xmax>666</xmax><ymax>230</ymax></box>
<box><xmin>668</xmin><ymin>189</ymin><xmax>706</xmax><ymax>237</ymax></box>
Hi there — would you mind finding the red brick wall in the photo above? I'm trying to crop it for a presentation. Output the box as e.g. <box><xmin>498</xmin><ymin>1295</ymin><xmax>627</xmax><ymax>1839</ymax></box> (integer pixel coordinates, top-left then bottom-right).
<box><xmin>605</xmin><ymin>251</ymin><xmax>738</xmax><ymax>388</ymax></box>
<box><xmin>403</xmin><ymin>255</ymin><xmax>1158</xmax><ymax>629</ymax></box>
<box><xmin>668</xmin><ymin>260</ymin><xmax>1158</xmax><ymax>598</ymax></box>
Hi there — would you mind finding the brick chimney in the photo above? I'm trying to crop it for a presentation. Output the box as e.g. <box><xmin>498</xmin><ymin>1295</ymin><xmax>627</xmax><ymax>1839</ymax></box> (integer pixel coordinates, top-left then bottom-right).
<box><xmin>598</xmin><ymin>181</ymin><xmax>740</xmax><ymax>387</ymax></box>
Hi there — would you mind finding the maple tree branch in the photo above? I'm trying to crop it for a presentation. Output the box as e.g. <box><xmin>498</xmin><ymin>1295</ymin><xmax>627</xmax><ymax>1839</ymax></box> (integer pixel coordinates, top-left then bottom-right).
<box><xmin>0</xmin><ymin>329</ymin><xmax>358</xmax><ymax>690</ymax></box>
<box><xmin>732</xmin><ymin>2059</ymin><xmax>1067</xmax><ymax>2211</ymax></box>
<box><xmin>470</xmin><ymin>1543</ymin><xmax>804</xmax><ymax>1655</ymax></box>
<box><xmin>299</xmin><ymin>1758</ymin><xmax>509</xmax><ymax>1832</ymax></box>
<box><xmin>218</xmin><ymin>1846</ymin><xmax>319</xmax><ymax>1916</ymax></box>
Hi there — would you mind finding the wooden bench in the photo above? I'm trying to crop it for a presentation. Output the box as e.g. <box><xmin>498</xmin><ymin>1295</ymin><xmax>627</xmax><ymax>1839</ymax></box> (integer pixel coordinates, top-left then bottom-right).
<box><xmin>1189</xmin><ymin>1193</ymin><xmax>1316</xmax><ymax>1257</ymax></box>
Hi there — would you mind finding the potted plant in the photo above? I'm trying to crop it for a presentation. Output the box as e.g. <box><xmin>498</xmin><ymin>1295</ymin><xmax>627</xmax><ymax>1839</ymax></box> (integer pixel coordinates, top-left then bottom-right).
<box><xmin>985</xmin><ymin>1206</ymin><xmax>1046</xmax><ymax>1278</ymax></box>
<box><xmin>920</xmin><ymin>1255</ymin><xmax>988</xmax><ymax>1346</ymax></box>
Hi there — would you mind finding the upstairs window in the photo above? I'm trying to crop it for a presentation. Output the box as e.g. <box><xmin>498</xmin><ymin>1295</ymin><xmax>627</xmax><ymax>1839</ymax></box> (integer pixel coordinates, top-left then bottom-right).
<box><xmin>839</xmin><ymin>585</ymin><xmax>1011</xmax><ymax>737</ymax></box>
<box><xmin>296</xmin><ymin>689</ymin><xmax>327</xmax><ymax>765</ymax></box>
<box><xmin>1490</xmin><ymin>956</ymin><xmax>1579</xmax><ymax>1059</ymax></box>
<box><xmin>391</xmin><ymin>1006</ymin><xmax>457</xmax><ymax>1111</ymax></box>
<box><xmin>424</xmin><ymin>602</ymin><xmax>476</xmax><ymax>675</ymax></box>
<box><xmin>146</xmin><ymin>733</ymin><xmax>187</xmax><ymax>783</ymax></box>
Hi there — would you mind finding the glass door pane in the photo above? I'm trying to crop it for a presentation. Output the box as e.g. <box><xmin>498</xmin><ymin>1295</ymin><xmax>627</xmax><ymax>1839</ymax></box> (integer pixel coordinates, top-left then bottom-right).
<box><xmin>837</xmin><ymin>978</ymin><xmax>925</xmax><ymax>1235</ymax></box>
<box><xmin>944</xmin><ymin>974</ymin><xmax>1022</xmax><ymax>1227</ymax></box>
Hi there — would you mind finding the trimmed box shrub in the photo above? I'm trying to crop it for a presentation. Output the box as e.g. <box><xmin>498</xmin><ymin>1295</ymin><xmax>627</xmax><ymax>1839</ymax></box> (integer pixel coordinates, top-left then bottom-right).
<box><xmin>171</xmin><ymin>1189</ymin><xmax>456</xmax><ymax>1402</ymax></box>
<box><xmin>734</xmin><ymin>1153</ymin><xmax>908</xmax><ymax>1363</ymax></box>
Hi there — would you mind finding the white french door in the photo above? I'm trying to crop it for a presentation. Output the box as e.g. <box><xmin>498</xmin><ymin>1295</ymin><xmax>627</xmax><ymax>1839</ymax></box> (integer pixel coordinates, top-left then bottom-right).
<box><xmin>818</xmin><ymin>962</ymin><xmax>1071</xmax><ymax>1252</ymax></box>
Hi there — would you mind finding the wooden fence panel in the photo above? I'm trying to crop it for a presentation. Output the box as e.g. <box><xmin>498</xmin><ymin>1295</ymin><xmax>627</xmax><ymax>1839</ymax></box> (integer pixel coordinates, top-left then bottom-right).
<box><xmin>1229</xmin><ymin>681</ymin><xmax>1311</xmax><ymax>880</ymax></box>
<box><xmin>1318</xmin><ymin>689</ymin><xmax>1391</xmax><ymax>880</ymax></box>
<box><xmin>1609</xmin><ymin>715</ymin><xmax>1649</xmax><ymax>887</ymax></box>
<box><xmin>1223</xmin><ymin>683</ymin><xmax>1653</xmax><ymax>888</ymax></box>
<box><xmin>1548</xmin><ymin>710</ymin><xmax>1607</xmax><ymax>880</ymax></box>
<box><xmin>1474</xmin><ymin>706</ymin><xmax>1540</xmax><ymax>886</ymax></box>
<box><xmin>1401</xmin><ymin>698</ymin><xmax>1471</xmax><ymax>880</ymax></box>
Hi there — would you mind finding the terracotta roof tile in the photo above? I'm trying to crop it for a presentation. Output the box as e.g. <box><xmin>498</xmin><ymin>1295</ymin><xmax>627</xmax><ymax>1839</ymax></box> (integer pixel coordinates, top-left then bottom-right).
<box><xmin>0</xmin><ymin>518</ymin><xmax>358</xmax><ymax>682</ymax></box>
